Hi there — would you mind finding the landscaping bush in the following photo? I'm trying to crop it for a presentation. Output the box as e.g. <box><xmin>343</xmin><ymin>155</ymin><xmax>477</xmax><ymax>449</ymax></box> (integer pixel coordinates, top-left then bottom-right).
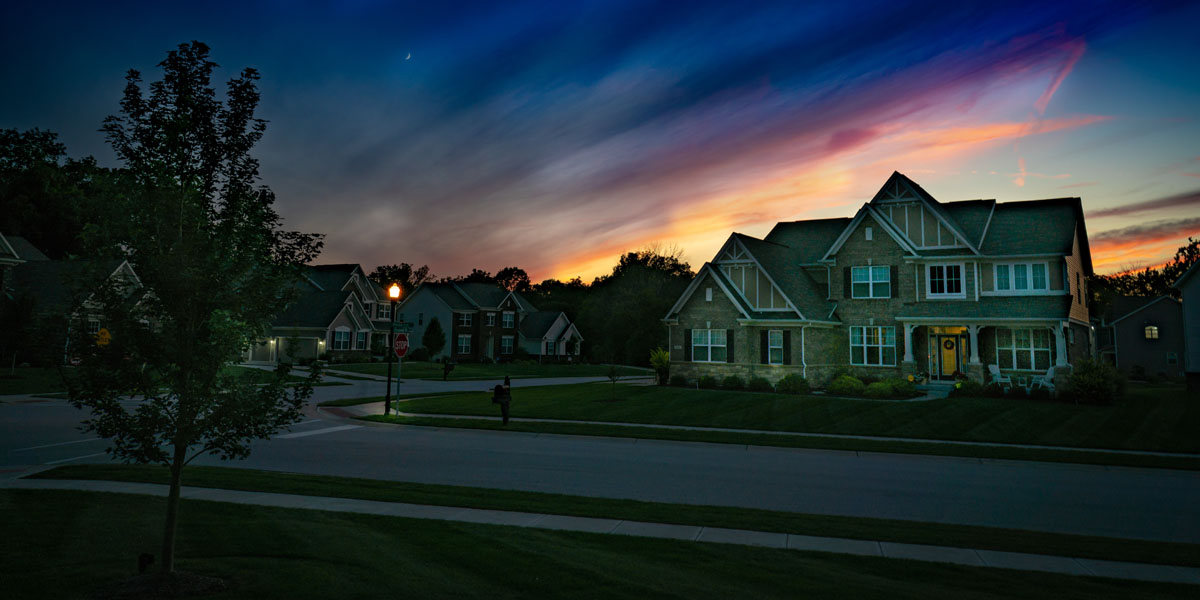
<box><xmin>698</xmin><ymin>375</ymin><xmax>719</xmax><ymax>389</ymax></box>
<box><xmin>775</xmin><ymin>374</ymin><xmax>810</xmax><ymax>395</ymax></box>
<box><xmin>949</xmin><ymin>379</ymin><xmax>985</xmax><ymax>398</ymax></box>
<box><xmin>883</xmin><ymin>377</ymin><xmax>918</xmax><ymax>398</ymax></box>
<box><xmin>649</xmin><ymin>347</ymin><xmax>671</xmax><ymax>385</ymax></box>
<box><xmin>406</xmin><ymin>347</ymin><xmax>431</xmax><ymax>362</ymax></box>
<box><xmin>747</xmin><ymin>376</ymin><xmax>773</xmax><ymax>393</ymax></box>
<box><xmin>864</xmin><ymin>381</ymin><xmax>893</xmax><ymax>398</ymax></box>
<box><xmin>669</xmin><ymin>374</ymin><xmax>688</xmax><ymax>387</ymax></box>
<box><xmin>983</xmin><ymin>382</ymin><xmax>1008</xmax><ymax>398</ymax></box>
<box><xmin>722</xmin><ymin>375</ymin><xmax>745</xmax><ymax>390</ymax></box>
<box><xmin>827</xmin><ymin>374</ymin><xmax>865</xmax><ymax>396</ymax></box>
<box><xmin>1067</xmin><ymin>359</ymin><xmax>1125</xmax><ymax>405</ymax></box>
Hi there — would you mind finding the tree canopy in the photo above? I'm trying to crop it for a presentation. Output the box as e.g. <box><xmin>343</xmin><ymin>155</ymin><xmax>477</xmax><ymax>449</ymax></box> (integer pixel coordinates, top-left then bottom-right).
<box><xmin>369</xmin><ymin>263</ymin><xmax>433</xmax><ymax>296</ymax></box>
<box><xmin>1092</xmin><ymin>237</ymin><xmax>1199</xmax><ymax>302</ymax></box>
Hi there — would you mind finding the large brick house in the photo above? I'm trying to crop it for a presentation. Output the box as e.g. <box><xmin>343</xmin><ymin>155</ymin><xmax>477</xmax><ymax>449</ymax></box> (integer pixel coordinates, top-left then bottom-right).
<box><xmin>663</xmin><ymin>172</ymin><xmax>1093</xmax><ymax>390</ymax></box>
<box><xmin>397</xmin><ymin>282</ymin><xmax>582</xmax><ymax>362</ymax></box>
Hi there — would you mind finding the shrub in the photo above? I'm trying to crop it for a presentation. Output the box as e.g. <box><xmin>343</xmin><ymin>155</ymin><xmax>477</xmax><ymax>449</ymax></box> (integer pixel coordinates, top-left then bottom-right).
<box><xmin>722</xmin><ymin>375</ymin><xmax>745</xmax><ymax>390</ymax></box>
<box><xmin>747</xmin><ymin>376</ymin><xmax>773</xmax><ymax>392</ymax></box>
<box><xmin>669</xmin><ymin>374</ymin><xmax>688</xmax><ymax>387</ymax></box>
<box><xmin>864</xmin><ymin>381</ymin><xmax>893</xmax><ymax>398</ymax></box>
<box><xmin>1068</xmin><ymin>359</ymin><xmax>1125</xmax><ymax>405</ymax></box>
<box><xmin>776</xmin><ymin>374</ymin><xmax>810</xmax><ymax>395</ymax></box>
<box><xmin>827</xmin><ymin>374</ymin><xmax>865</xmax><ymax>396</ymax></box>
<box><xmin>649</xmin><ymin>347</ymin><xmax>671</xmax><ymax>385</ymax></box>
<box><xmin>406</xmin><ymin>347</ymin><xmax>431</xmax><ymax>362</ymax></box>
<box><xmin>983</xmin><ymin>382</ymin><xmax>1008</xmax><ymax>398</ymax></box>
<box><xmin>698</xmin><ymin>375</ymin><xmax>719</xmax><ymax>389</ymax></box>
<box><xmin>883</xmin><ymin>377</ymin><xmax>918</xmax><ymax>398</ymax></box>
<box><xmin>949</xmin><ymin>379</ymin><xmax>985</xmax><ymax>398</ymax></box>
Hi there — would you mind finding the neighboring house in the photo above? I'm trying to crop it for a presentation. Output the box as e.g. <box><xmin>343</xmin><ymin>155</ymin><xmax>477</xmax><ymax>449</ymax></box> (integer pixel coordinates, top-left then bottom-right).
<box><xmin>1095</xmin><ymin>295</ymin><xmax>1185</xmax><ymax>379</ymax></box>
<box><xmin>0</xmin><ymin>232</ymin><xmax>50</xmax><ymax>296</ymax></box>
<box><xmin>397</xmin><ymin>281</ymin><xmax>582</xmax><ymax>361</ymax></box>
<box><xmin>1174</xmin><ymin>262</ymin><xmax>1200</xmax><ymax>392</ymax></box>
<box><xmin>662</xmin><ymin>171</ymin><xmax>1093</xmax><ymax>392</ymax></box>
<box><xmin>243</xmin><ymin>264</ymin><xmax>389</xmax><ymax>364</ymax></box>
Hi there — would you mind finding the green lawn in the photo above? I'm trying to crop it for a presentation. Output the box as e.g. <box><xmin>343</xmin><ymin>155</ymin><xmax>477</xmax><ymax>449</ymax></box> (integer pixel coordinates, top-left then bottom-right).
<box><xmin>33</xmin><ymin>464</ymin><xmax>1200</xmax><ymax>569</ymax></box>
<box><xmin>0</xmin><ymin>367</ymin><xmax>69</xmax><ymax>395</ymax></box>
<box><xmin>392</xmin><ymin>381</ymin><xmax>1200</xmax><ymax>454</ymax></box>
<box><xmin>4</xmin><ymin>489</ymin><xmax>1194</xmax><ymax>599</ymax></box>
<box><xmin>329</xmin><ymin>360</ymin><xmax>650</xmax><ymax>380</ymax></box>
<box><xmin>223</xmin><ymin>365</ymin><xmax>346</xmax><ymax>387</ymax></box>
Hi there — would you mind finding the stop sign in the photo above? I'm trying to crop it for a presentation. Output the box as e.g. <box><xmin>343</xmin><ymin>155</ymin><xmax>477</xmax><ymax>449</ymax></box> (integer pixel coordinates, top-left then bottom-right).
<box><xmin>393</xmin><ymin>333</ymin><xmax>409</xmax><ymax>358</ymax></box>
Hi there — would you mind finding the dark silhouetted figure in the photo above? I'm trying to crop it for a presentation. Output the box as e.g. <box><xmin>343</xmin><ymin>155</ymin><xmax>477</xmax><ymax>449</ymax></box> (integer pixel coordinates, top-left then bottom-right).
<box><xmin>442</xmin><ymin>359</ymin><xmax>455</xmax><ymax>381</ymax></box>
<box><xmin>492</xmin><ymin>383</ymin><xmax>511</xmax><ymax>425</ymax></box>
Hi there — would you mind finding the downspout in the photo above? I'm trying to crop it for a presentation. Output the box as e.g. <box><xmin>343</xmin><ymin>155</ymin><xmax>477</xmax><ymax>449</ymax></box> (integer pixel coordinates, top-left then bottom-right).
<box><xmin>801</xmin><ymin>326</ymin><xmax>807</xmax><ymax>379</ymax></box>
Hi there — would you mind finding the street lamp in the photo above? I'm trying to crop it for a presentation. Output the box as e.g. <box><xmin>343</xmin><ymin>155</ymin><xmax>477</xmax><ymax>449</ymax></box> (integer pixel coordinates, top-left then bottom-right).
<box><xmin>384</xmin><ymin>283</ymin><xmax>401</xmax><ymax>417</ymax></box>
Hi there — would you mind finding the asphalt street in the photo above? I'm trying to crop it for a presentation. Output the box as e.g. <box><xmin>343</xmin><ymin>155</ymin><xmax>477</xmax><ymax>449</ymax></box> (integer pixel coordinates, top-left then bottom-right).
<box><xmin>4</xmin><ymin>375</ymin><xmax>1199</xmax><ymax>545</ymax></box>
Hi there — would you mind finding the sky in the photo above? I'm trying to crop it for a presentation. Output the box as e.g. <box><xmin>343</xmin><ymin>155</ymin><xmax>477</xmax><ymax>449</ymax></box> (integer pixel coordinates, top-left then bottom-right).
<box><xmin>2</xmin><ymin>0</ymin><xmax>1199</xmax><ymax>281</ymax></box>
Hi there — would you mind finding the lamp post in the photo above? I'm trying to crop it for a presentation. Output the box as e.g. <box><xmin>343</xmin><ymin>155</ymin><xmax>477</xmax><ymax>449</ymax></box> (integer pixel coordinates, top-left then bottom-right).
<box><xmin>384</xmin><ymin>283</ymin><xmax>401</xmax><ymax>417</ymax></box>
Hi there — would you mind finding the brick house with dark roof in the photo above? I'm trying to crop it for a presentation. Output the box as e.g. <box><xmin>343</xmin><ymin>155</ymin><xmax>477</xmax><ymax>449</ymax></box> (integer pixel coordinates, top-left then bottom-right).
<box><xmin>397</xmin><ymin>281</ymin><xmax>582</xmax><ymax>362</ymax></box>
<box><xmin>663</xmin><ymin>172</ymin><xmax>1093</xmax><ymax>391</ymax></box>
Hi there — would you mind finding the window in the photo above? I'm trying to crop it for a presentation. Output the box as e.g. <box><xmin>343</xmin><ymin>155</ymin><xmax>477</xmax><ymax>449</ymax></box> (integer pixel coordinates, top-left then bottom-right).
<box><xmin>1145</xmin><ymin>326</ymin><xmax>1159</xmax><ymax>340</ymax></box>
<box><xmin>458</xmin><ymin>313</ymin><xmax>472</xmax><ymax>327</ymax></box>
<box><xmin>851</xmin><ymin>266</ymin><xmax>891</xmax><ymax>298</ymax></box>
<box><xmin>486</xmin><ymin>312</ymin><xmax>496</xmax><ymax>326</ymax></box>
<box><xmin>546</xmin><ymin>341</ymin><xmax>556</xmax><ymax>355</ymax></box>
<box><xmin>87</xmin><ymin>319</ymin><xmax>101</xmax><ymax>335</ymax></box>
<box><xmin>456</xmin><ymin>334</ymin><xmax>471</xmax><ymax>354</ymax></box>
<box><xmin>994</xmin><ymin>263</ymin><xmax>1049</xmax><ymax>294</ymax></box>
<box><xmin>996</xmin><ymin>328</ymin><xmax>1052</xmax><ymax>370</ymax></box>
<box><xmin>502</xmin><ymin>311</ymin><xmax>515</xmax><ymax>328</ymax></box>
<box><xmin>705</xmin><ymin>287</ymin><xmax>712</xmax><ymax>302</ymax></box>
<box><xmin>850</xmin><ymin>326</ymin><xmax>895</xmax><ymax>366</ymax></box>
<box><xmin>865</xmin><ymin>226</ymin><xmax>873</xmax><ymax>241</ymax></box>
<box><xmin>334</xmin><ymin>329</ymin><xmax>351</xmax><ymax>351</ymax></box>
<box><xmin>377</xmin><ymin>303</ymin><xmax>391</xmax><ymax>319</ymax></box>
<box><xmin>355</xmin><ymin>331</ymin><xmax>367</xmax><ymax>350</ymax></box>
<box><xmin>501</xmin><ymin>336</ymin><xmax>514</xmax><ymax>354</ymax></box>
<box><xmin>927</xmin><ymin>264</ymin><xmax>963</xmax><ymax>296</ymax></box>
<box><xmin>1076</xmin><ymin>273</ymin><xmax>1082</xmax><ymax>305</ymax></box>
<box><xmin>767</xmin><ymin>330</ymin><xmax>784</xmax><ymax>365</ymax></box>
<box><xmin>1167</xmin><ymin>352</ymin><xmax>1179</xmax><ymax>366</ymax></box>
<box><xmin>691</xmin><ymin>329</ymin><xmax>727</xmax><ymax>362</ymax></box>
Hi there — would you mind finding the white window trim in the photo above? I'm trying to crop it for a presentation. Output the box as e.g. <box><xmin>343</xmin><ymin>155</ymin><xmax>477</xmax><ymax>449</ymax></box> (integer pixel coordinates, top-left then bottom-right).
<box><xmin>849</xmin><ymin>326</ymin><xmax>896</xmax><ymax>367</ymax></box>
<box><xmin>691</xmin><ymin>328</ymin><xmax>727</xmax><ymax>363</ymax></box>
<box><xmin>995</xmin><ymin>327</ymin><xmax>1053</xmax><ymax>372</ymax></box>
<box><xmin>502</xmin><ymin>311</ymin><xmax>515</xmax><ymax>328</ymax></box>
<box><xmin>458</xmin><ymin>312</ymin><xmax>472</xmax><ymax>327</ymax></box>
<box><xmin>377</xmin><ymin>303</ymin><xmax>391</xmax><ymax>319</ymax></box>
<box><xmin>456</xmin><ymin>334</ymin><xmax>471</xmax><ymax>354</ymax></box>
<box><xmin>486</xmin><ymin>312</ymin><xmax>496</xmax><ymax>326</ymax></box>
<box><xmin>926</xmin><ymin>263</ymin><xmax>966</xmax><ymax>298</ymax></box>
<box><xmin>333</xmin><ymin>327</ymin><xmax>352</xmax><ymax>351</ymax></box>
<box><xmin>851</xmin><ymin>265</ymin><xmax>891</xmax><ymax>299</ymax></box>
<box><xmin>989</xmin><ymin>262</ymin><xmax>1052</xmax><ymax>295</ymax></box>
<box><xmin>767</xmin><ymin>329</ymin><xmax>784</xmax><ymax>365</ymax></box>
<box><xmin>501</xmin><ymin>335</ymin><xmax>514</xmax><ymax>354</ymax></box>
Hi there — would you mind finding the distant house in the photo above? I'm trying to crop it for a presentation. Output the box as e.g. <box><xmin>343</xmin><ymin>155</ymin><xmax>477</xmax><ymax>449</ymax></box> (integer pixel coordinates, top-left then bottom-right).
<box><xmin>397</xmin><ymin>282</ymin><xmax>582</xmax><ymax>361</ymax></box>
<box><xmin>1095</xmin><ymin>296</ymin><xmax>1185</xmax><ymax>380</ymax></box>
<box><xmin>1174</xmin><ymin>262</ymin><xmax>1200</xmax><ymax>391</ymax></box>
<box><xmin>662</xmin><ymin>171</ymin><xmax>1093</xmax><ymax>391</ymax></box>
<box><xmin>243</xmin><ymin>264</ymin><xmax>390</xmax><ymax>364</ymax></box>
<box><xmin>1</xmin><ymin>232</ymin><xmax>50</xmax><ymax>295</ymax></box>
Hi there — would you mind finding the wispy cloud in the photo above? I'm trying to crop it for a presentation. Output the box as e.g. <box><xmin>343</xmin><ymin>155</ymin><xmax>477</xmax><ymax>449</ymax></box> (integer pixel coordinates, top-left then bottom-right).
<box><xmin>1088</xmin><ymin>189</ymin><xmax>1200</xmax><ymax>219</ymax></box>
<box><xmin>1034</xmin><ymin>41</ymin><xmax>1086</xmax><ymax>115</ymax></box>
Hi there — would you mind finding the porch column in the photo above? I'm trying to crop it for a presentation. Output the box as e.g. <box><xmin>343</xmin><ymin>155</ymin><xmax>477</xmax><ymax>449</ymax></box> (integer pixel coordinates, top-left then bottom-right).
<box><xmin>1054</xmin><ymin>322</ymin><xmax>1068</xmax><ymax>367</ymax></box>
<box><xmin>903</xmin><ymin>323</ymin><xmax>915</xmax><ymax>363</ymax></box>
<box><xmin>967</xmin><ymin>325</ymin><xmax>981</xmax><ymax>364</ymax></box>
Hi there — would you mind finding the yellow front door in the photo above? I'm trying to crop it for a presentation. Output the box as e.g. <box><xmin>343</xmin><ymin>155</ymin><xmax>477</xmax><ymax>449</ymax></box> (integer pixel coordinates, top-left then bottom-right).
<box><xmin>939</xmin><ymin>336</ymin><xmax>958</xmax><ymax>377</ymax></box>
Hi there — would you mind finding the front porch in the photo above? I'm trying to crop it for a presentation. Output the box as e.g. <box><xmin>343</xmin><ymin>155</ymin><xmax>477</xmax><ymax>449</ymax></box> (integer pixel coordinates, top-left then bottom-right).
<box><xmin>899</xmin><ymin>320</ymin><xmax>1073</xmax><ymax>392</ymax></box>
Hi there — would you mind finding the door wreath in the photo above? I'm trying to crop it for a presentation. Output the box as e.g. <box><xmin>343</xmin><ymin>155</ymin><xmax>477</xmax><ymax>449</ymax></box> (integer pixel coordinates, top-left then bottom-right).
<box><xmin>942</xmin><ymin>339</ymin><xmax>955</xmax><ymax>351</ymax></box>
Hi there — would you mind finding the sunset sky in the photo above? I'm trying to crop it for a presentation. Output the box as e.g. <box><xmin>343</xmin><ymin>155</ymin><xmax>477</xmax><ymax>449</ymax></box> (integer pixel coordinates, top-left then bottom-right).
<box><xmin>2</xmin><ymin>0</ymin><xmax>1198</xmax><ymax>281</ymax></box>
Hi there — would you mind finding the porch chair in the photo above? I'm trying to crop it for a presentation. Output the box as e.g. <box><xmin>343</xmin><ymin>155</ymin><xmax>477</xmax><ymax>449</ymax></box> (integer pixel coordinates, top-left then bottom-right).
<box><xmin>1030</xmin><ymin>366</ymin><xmax>1056</xmax><ymax>394</ymax></box>
<box><xmin>987</xmin><ymin>364</ymin><xmax>1012</xmax><ymax>391</ymax></box>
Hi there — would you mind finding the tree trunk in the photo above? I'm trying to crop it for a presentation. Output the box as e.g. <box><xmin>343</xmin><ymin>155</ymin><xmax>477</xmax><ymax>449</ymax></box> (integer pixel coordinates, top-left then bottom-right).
<box><xmin>160</xmin><ymin>445</ymin><xmax>186</xmax><ymax>574</ymax></box>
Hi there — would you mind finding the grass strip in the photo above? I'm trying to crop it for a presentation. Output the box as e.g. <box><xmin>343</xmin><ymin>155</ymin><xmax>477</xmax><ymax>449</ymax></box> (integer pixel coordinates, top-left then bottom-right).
<box><xmin>6</xmin><ymin>488</ymin><xmax>1194</xmax><ymax>600</ymax></box>
<box><xmin>318</xmin><ymin>391</ymin><xmax>469</xmax><ymax>407</ymax></box>
<box><xmin>364</xmin><ymin>413</ymin><xmax>1200</xmax><ymax>471</ymax></box>
<box><xmin>32</xmin><ymin>464</ymin><xmax>1200</xmax><ymax>569</ymax></box>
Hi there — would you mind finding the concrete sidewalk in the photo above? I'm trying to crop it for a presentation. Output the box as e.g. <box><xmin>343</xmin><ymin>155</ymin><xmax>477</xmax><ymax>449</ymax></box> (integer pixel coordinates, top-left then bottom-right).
<box><xmin>333</xmin><ymin>400</ymin><xmax>1200</xmax><ymax>461</ymax></box>
<box><xmin>3</xmin><ymin>477</ymin><xmax>1197</xmax><ymax>585</ymax></box>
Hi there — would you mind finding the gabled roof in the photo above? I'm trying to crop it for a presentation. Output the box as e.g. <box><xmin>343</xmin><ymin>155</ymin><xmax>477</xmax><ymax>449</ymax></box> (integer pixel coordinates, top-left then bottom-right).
<box><xmin>0</xmin><ymin>233</ymin><xmax>17</xmax><ymax>262</ymax></box>
<box><xmin>1176</xmin><ymin>260</ymin><xmax>1200</xmax><ymax>289</ymax></box>
<box><xmin>977</xmin><ymin>198</ymin><xmax>1089</xmax><ymax>271</ymax></box>
<box><xmin>272</xmin><ymin>290</ymin><xmax>354</xmax><ymax>328</ymax></box>
<box><xmin>870</xmin><ymin>171</ymin><xmax>979</xmax><ymax>254</ymax></box>
<box><xmin>940</xmin><ymin>200</ymin><xmax>995</xmax><ymax>248</ymax></box>
<box><xmin>734</xmin><ymin>234</ymin><xmax>834</xmax><ymax>321</ymax></box>
<box><xmin>5</xmin><ymin>236</ymin><xmax>49</xmax><ymax>262</ymax></box>
<box><xmin>455</xmin><ymin>282</ymin><xmax>511</xmax><ymax>308</ymax></box>
<box><xmin>1104</xmin><ymin>295</ymin><xmax>1180</xmax><ymax>325</ymax></box>
<box><xmin>9</xmin><ymin>259</ymin><xmax>129</xmax><ymax>311</ymax></box>
<box><xmin>664</xmin><ymin>263</ymin><xmax>752</xmax><ymax>321</ymax></box>
<box><xmin>519</xmin><ymin>311</ymin><xmax>566</xmax><ymax>338</ymax></box>
<box><xmin>306</xmin><ymin>264</ymin><xmax>359</xmax><ymax>291</ymax></box>
<box><xmin>821</xmin><ymin>204</ymin><xmax>919</xmax><ymax>261</ymax></box>
<box><xmin>424</xmin><ymin>283</ymin><xmax>475</xmax><ymax>310</ymax></box>
<box><xmin>764</xmin><ymin>218</ymin><xmax>850</xmax><ymax>263</ymax></box>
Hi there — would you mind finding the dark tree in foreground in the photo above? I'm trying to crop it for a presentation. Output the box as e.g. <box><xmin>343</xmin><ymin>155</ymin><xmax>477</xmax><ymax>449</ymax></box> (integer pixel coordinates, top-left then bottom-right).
<box><xmin>68</xmin><ymin>42</ymin><xmax>324</xmax><ymax>575</ymax></box>
<box><xmin>422</xmin><ymin>316</ymin><xmax>446</xmax><ymax>359</ymax></box>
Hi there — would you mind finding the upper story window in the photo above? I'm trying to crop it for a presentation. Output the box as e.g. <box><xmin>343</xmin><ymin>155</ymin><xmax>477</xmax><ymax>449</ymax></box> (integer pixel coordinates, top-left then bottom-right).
<box><xmin>458</xmin><ymin>313</ymin><xmax>472</xmax><ymax>327</ymax></box>
<box><xmin>87</xmin><ymin>319</ymin><xmax>101</xmax><ymax>335</ymax></box>
<box><xmin>691</xmin><ymin>329</ymin><xmax>727</xmax><ymax>362</ymax></box>
<box><xmin>502</xmin><ymin>311</ymin><xmax>515</xmax><ymax>328</ymax></box>
<box><xmin>377</xmin><ymin>303</ymin><xmax>391</xmax><ymax>320</ymax></box>
<box><xmin>1145</xmin><ymin>325</ymin><xmax>1159</xmax><ymax>339</ymax></box>
<box><xmin>851</xmin><ymin>266</ymin><xmax>890</xmax><ymax>299</ymax></box>
<box><xmin>995</xmin><ymin>263</ymin><xmax>1048</xmax><ymax>294</ymax></box>
<box><xmin>486</xmin><ymin>312</ymin><xmax>496</xmax><ymax>326</ymax></box>
<box><xmin>927</xmin><ymin>264</ymin><xmax>964</xmax><ymax>297</ymax></box>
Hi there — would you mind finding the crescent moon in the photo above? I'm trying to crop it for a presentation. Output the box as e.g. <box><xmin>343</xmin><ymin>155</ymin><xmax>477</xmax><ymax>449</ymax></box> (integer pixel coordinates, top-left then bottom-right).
<box><xmin>405</xmin><ymin>52</ymin><xmax>412</xmax><ymax>60</ymax></box>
